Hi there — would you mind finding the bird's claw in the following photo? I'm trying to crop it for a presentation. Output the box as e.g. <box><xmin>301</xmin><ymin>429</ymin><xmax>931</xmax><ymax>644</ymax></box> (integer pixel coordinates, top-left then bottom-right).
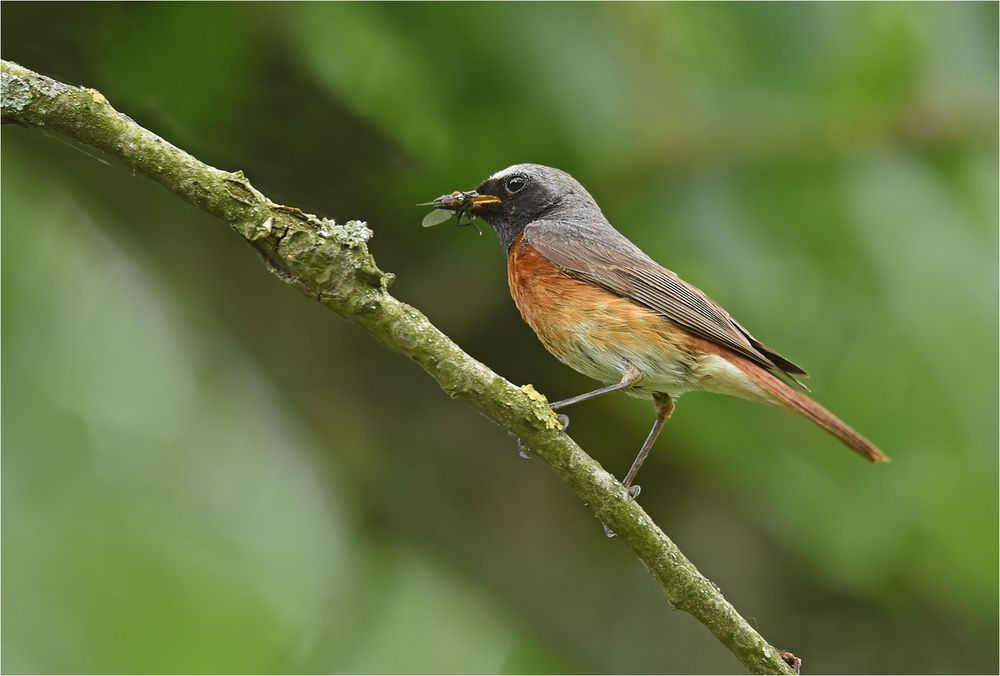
<box><xmin>516</xmin><ymin>438</ymin><xmax>533</xmax><ymax>459</ymax></box>
<box><xmin>514</xmin><ymin>413</ymin><xmax>569</xmax><ymax>459</ymax></box>
<box><xmin>602</xmin><ymin>482</ymin><xmax>642</xmax><ymax>538</ymax></box>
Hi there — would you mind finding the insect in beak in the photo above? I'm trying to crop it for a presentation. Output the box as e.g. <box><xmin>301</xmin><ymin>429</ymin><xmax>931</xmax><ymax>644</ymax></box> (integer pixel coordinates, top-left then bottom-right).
<box><xmin>418</xmin><ymin>190</ymin><xmax>501</xmax><ymax>234</ymax></box>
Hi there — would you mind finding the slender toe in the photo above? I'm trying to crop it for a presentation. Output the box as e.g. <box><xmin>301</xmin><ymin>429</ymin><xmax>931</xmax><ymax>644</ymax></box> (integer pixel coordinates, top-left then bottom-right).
<box><xmin>515</xmin><ymin>438</ymin><xmax>533</xmax><ymax>459</ymax></box>
<box><xmin>555</xmin><ymin>413</ymin><xmax>570</xmax><ymax>431</ymax></box>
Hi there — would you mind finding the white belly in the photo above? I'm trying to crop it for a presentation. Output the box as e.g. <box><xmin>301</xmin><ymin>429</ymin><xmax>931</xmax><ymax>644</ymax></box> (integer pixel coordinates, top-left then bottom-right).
<box><xmin>556</xmin><ymin>338</ymin><xmax>775</xmax><ymax>405</ymax></box>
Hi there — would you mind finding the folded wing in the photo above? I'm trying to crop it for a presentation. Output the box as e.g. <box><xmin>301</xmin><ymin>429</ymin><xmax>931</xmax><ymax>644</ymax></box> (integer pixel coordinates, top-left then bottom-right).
<box><xmin>523</xmin><ymin>219</ymin><xmax>808</xmax><ymax>380</ymax></box>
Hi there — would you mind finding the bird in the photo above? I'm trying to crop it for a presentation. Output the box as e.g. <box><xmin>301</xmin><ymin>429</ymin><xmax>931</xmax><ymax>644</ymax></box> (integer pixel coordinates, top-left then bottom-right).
<box><xmin>424</xmin><ymin>163</ymin><xmax>888</xmax><ymax>499</ymax></box>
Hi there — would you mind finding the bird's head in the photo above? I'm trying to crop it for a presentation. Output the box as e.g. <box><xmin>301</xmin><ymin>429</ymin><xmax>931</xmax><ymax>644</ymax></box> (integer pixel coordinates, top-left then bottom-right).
<box><xmin>423</xmin><ymin>163</ymin><xmax>599</xmax><ymax>252</ymax></box>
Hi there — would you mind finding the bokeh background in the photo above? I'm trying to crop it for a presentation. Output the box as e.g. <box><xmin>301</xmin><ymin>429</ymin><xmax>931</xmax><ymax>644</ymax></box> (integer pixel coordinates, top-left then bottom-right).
<box><xmin>2</xmin><ymin>3</ymin><xmax>997</xmax><ymax>674</ymax></box>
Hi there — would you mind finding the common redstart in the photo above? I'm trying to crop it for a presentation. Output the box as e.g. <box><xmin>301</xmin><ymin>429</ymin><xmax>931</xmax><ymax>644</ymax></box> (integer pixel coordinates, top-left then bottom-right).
<box><xmin>424</xmin><ymin>164</ymin><xmax>888</xmax><ymax>498</ymax></box>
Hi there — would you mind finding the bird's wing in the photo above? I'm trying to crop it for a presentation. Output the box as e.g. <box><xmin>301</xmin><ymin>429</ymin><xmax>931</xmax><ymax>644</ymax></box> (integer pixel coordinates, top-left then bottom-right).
<box><xmin>522</xmin><ymin>219</ymin><xmax>808</xmax><ymax>379</ymax></box>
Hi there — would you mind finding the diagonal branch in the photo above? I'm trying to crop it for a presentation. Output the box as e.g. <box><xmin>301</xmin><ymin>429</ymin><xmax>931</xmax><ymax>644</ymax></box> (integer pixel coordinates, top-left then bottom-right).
<box><xmin>1</xmin><ymin>59</ymin><xmax>796</xmax><ymax>675</ymax></box>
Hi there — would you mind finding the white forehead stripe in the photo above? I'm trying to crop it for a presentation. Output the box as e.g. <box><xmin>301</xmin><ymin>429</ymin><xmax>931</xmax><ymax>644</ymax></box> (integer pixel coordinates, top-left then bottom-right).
<box><xmin>489</xmin><ymin>166</ymin><xmax>520</xmax><ymax>181</ymax></box>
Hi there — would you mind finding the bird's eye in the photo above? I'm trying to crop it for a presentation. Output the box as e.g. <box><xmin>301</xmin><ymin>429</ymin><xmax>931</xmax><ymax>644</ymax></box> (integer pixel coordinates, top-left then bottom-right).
<box><xmin>505</xmin><ymin>175</ymin><xmax>527</xmax><ymax>194</ymax></box>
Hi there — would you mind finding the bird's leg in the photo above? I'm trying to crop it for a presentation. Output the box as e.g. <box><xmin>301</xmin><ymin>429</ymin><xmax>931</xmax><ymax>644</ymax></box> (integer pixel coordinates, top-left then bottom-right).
<box><xmin>516</xmin><ymin>368</ymin><xmax>640</xmax><ymax>459</ymax></box>
<box><xmin>604</xmin><ymin>393</ymin><xmax>674</xmax><ymax>539</ymax></box>
<box><xmin>622</xmin><ymin>392</ymin><xmax>674</xmax><ymax>496</ymax></box>
<box><xmin>549</xmin><ymin>367</ymin><xmax>643</xmax><ymax>411</ymax></box>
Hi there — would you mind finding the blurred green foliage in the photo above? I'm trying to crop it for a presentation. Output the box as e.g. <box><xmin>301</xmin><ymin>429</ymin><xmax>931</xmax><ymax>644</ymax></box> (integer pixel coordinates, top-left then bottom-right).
<box><xmin>2</xmin><ymin>3</ymin><xmax>997</xmax><ymax>673</ymax></box>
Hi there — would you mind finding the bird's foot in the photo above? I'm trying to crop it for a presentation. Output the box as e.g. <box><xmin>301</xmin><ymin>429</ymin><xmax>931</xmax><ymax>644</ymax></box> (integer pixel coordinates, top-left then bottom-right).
<box><xmin>514</xmin><ymin>413</ymin><xmax>569</xmax><ymax>459</ymax></box>
<box><xmin>516</xmin><ymin>438</ymin><xmax>533</xmax><ymax>459</ymax></box>
<box><xmin>602</xmin><ymin>482</ymin><xmax>642</xmax><ymax>538</ymax></box>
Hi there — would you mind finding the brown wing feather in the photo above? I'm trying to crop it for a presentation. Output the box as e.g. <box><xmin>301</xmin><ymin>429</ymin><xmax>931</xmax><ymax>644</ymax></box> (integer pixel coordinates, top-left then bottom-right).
<box><xmin>522</xmin><ymin>219</ymin><xmax>808</xmax><ymax>379</ymax></box>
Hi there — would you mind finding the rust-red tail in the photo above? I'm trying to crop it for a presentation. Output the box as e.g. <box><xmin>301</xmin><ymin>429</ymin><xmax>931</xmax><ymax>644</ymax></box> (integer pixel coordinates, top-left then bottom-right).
<box><xmin>734</xmin><ymin>359</ymin><xmax>890</xmax><ymax>464</ymax></box>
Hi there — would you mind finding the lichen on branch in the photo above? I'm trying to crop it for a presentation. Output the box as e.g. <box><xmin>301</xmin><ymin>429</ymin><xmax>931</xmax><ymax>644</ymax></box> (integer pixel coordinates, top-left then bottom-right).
<box><xmin>0</xmin><ymin>59</ymin><xmax>796</xmax><ymax>675</ymax></box>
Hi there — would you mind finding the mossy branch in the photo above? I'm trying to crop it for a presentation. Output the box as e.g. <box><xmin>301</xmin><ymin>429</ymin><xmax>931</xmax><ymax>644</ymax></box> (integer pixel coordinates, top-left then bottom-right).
<box><xmin>1</xmin><ymin>59</ymin><xmax>797</xmax><ymax>675</ymax></box>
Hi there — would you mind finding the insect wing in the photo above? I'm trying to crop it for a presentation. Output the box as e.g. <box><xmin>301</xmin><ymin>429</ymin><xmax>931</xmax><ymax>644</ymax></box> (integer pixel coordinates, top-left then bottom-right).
<box><xmin>422</xmin><ymin>208</ymin><xmax>454</xmax><ymax>228</ymax></box>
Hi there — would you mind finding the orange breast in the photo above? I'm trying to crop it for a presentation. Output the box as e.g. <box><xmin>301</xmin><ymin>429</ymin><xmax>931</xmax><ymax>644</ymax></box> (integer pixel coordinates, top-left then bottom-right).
<box><xmin>506</xmin><ymin>233</ymin><xmax>694</xmax><ymax>389</ymax></box>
